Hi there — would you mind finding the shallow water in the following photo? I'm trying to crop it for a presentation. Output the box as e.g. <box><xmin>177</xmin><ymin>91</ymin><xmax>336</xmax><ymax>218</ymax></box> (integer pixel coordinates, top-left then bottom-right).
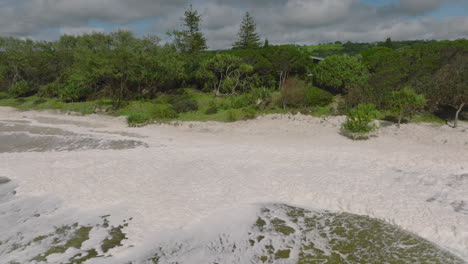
<box><xmin>0</xmin><ymin>183</ymin><xmax>464</xmax><ymax>264</ymax></box>
<box><xmin>1</xmin><ymin>110</ymin><xmax>467</xmax><ymax>263</ymax></box>
<box><xmin>0</xmin><ymin>121</ymin><xmax>147</xmax><ymax>152</ymax></box>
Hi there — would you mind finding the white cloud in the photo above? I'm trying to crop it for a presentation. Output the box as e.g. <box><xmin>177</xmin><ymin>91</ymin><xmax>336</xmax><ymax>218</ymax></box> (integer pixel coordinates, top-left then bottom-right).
<box><xmin>59</xmin><ymin>26</ymin><xmax>105</xmax><ymax>36</ymax></box>
<box><xmin>0</xmin><ymin>0</ymin><xmax>467</xmax><ymax>49</ymax></box>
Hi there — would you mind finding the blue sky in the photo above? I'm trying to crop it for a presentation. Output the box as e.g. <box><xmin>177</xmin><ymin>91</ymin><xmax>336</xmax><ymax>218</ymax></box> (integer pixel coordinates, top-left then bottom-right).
<box><xmin>0</xmin><ymin>0</ymin><xmax>467</xmax><ymax>48</ymax></box>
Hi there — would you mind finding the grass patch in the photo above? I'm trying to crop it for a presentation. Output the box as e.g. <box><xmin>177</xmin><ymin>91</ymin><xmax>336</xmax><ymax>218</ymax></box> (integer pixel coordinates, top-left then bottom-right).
<box><xmin>117</xmin><ymin>101</ymin><xmax>177</xmax><ymax>126</ymax></box>
<box><xmin>0</xmin><ymin>89</ymin><xmax>338</xmax><ymax>125</ymax></box>
<box><xmin>411</xmin><ymin>114</ymin><xmax>445</xmax><ymax>124</ymax></box>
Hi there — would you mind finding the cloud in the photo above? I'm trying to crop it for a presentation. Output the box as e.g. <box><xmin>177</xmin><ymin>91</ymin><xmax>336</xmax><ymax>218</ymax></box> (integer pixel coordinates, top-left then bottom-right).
<box><xmin>0</xmin><ymin>0</ymin><xmax>467</xmax><ymax>49</ymax></box>
<box><xmin>59</xmin><ymin>26</ymin><xmax>105</xmax><ymax>36</ymax></box>
<box><xmin>397</xmin><ymin>0</ymin><xmax>456</xmax><ymax>14</ymax></box>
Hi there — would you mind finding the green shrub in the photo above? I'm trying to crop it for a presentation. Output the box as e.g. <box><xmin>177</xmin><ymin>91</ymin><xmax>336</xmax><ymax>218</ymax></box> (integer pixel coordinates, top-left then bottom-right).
<box><xmin>0</xmin><ymin>92</ymin><xmax>9</xmax><ymax>99</ymax></box>
<box><xmin>389</xmin><ymin>88</ymin><xmax>426</xmax><ymax>127</ymax></box>
<box><xmin>38</xmin><ymin>81</ymin><xmax>61</xmax><ymax>98</ymax></box>
<box><xmin>342</xmin><ymin>104</ymin><xmax>380</xmax><ymax>139</ymax></box>
<box><xmin>252</xmin><ymin>87</ymin><xmax>272</xmax><ymax>100</ymax></box>
<box><xmin>281</xmin><ymin>78</ymin><xmax>309</xmax><ymax>108</ymax></box>
<box><xmin>217</xmin><ymin>100</ymin><xmax>231</xmax><ymax>110</ymax></box>
<box><xmin>15</xmin><ymin>98</ymin><xmax>26</xmax><ymax>104</ymax></box>
<box><xmin>152</xmin><ymin>105</ymin><xmax>178</xmax><ymax>119</ymax></box>
<box><xmin>270</xmin><ymin>91</ymin><xmax>283</xmax><ymax>108</ymax></box>
<box><xmin>242</xmin><ymin>107</ymin><xmax>257</xmax><ymax>120</ymax></box>
<box><xmin>59</xmin><ymin>82</ymin><xmax>91</xmax><ymax>102</ymax></box>
<box><xmin>127</xmin><ymin>112</ymin><xmax>152</xmax><ymax>126</ymax></box>
<box><xmin>226</xmin><ymin>110</ymin><xmax>238</xmax><ymax>122</ymax></box>
<box><xmin>307</xmin><ymin>87</ymin><xmax>334</xmax><ymax>107</ymax></box>
<box><xmin>411</xmin><ymin>114</ymin><xmax>445</xmax><ymax>124</ymax></box>
<box><xmin>33</xmin><ymin>98</ymin><xmax>47</xmax><ymax>105</ymax></box>
<box><xmin>230</xmin><ymin>94</ymin><xmax>253</xmax><ymax>109</ymax></box>
<box><xmin>172</xmin><ymin>98</ymin><xmax>198</xmax><ymax>113</ymax></box>
<box><xmin>9</xmin><ymin>81</ymin><xmax>34</xmax><ymax>98</ymax></box>
<box><xmin>205</xmin><ymin>101</ymin><xmax>218</xmax><ymax>115</ymax></box>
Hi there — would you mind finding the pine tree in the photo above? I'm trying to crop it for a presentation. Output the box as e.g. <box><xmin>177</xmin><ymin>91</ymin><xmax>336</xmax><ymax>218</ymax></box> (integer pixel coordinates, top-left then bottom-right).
<box><xmin>383</xmin><ymin>37</ymin><xmax>394</xmax><ymax>49</ymax></box>
<box><xmin>264</xmin><ymin>38</ymin><xmax>269</xmax><ymax>48</ymax></box>
<box><xmin>233</xmin><ymin>12</ymin><xmax>261</xmax><ymax>49</ymax></box>
<box><xmin>172</xmin><ymin>5</ymin><xmax>207</xmax><ymax>54</ymax></box>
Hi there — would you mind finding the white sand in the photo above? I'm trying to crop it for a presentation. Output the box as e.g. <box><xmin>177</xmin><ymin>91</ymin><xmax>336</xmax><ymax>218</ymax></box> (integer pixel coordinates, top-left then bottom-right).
<box><xmin>1</xmin><ymin>106</ymin><xmax>467</xmax><ymax>261</ymax></box>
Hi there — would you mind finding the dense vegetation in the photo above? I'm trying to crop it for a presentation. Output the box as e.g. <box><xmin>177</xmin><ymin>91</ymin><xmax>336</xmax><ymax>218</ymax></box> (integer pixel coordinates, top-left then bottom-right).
<box><xmin>0</xmin><ymin>7</ymin><xmax>466</xmax><ymax>130</ymax></box>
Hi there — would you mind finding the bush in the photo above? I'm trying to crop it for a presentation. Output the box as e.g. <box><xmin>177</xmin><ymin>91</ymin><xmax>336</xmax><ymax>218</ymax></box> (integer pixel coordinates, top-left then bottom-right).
<box><xmin>342</xmin><ymin>104</ymin><xmax>380</xmax><ymax>140</ymax></box>
<box><xmin>0</xmin><ymin>92</ymin><xmax>9</xmax><ymax>99</ymax></box>
<box><xmin>9</xmin><ymin>81</ymin><xmax>34</xmax><ymax>98</ymax></box>
<box><xmin>270</xmin><ymin>91</ymin><xmax>283</xmax><ymax>108</ymax></box>
<box><xmin>252</xmin><ymin>87</ymin><xmax>272</xmax><ymax>102</ymax></box>
<box><xmin>306</xmin><ymin>87</ymin><xmax>334</xmax><ymax>107</ymax></box>
<box><xmin>127</xmin><ymin>112</ymin><xmax>152</xmax><ymax>126</ymax></box>
<box><xmin>205</xmin><ymin>101</ymin><xmax>218</xmax><ymax>115</ymax></box>
<box><xmin>59</xmin><ymin>82</ymin><xmax>91</xmax><ymax>102</ymax></box>
<box><xmin>281</xmin><ymin>78</ymin><xmax>309</xmax><ymax>108</ymax></box>
<box><xmin>38</xmin><ymin>81</ymin><xmax>61</xmax><ymax>98</ymax></box>
<box><xmin>230</xmin><ymin>94</ymin><xmax>253</xmax><ymax>109</ymax></box>
<box><xmin>389</xmin><ymin>88</ymin><xmax>426</xmax><ymax>127</ymax></box>
<box><xmin>152</xmin><ymin>105</ymin><xmax>178</xmax><ymax>119</ymax></box>
<box><xmin>33</xmin><ymin>98</ymin><xmax>47</xmax><ymax>105</ymax></box>
<box><xmin>242</xmin><ymin>107</ymin><xmax>257</xmax><ymax>120</ymax></box>
<box><xmin>171</xmin><ymin>98</ymin><xmax>198</xmax><ymax>113</ymax></box>
<box><xmin>226</xmin><ymin>110</ymin><xmax>238</xmax><ymax>122</ymax></box>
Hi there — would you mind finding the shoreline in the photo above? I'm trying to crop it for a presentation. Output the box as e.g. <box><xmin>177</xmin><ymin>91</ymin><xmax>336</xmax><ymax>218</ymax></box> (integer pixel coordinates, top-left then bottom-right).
<box><xmin>1</xmin><ymin>106</ymin><xmax>468</xmax><ymax>261</ymax></box>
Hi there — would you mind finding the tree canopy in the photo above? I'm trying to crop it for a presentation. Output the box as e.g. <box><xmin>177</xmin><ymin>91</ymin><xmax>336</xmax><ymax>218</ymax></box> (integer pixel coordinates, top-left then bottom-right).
<box><xmin>233</xmin><ymin>12</ymin><xmax>262</xmax><ymax>49</ymax></box>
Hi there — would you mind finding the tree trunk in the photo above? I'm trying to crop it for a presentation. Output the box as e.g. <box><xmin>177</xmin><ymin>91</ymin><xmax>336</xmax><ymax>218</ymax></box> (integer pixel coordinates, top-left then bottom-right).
<box><xmin>397</xmin><ymin>115</ymin><xmax>402</xmax><ymax>128</ymax></box>
<box><xmin>454</xmin><ymin>102</ymin><xmax>465</xmax><ymax>128</ymax></box>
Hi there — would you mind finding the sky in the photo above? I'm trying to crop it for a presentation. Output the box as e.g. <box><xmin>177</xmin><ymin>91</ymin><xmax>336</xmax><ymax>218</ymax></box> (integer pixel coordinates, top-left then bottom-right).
<box><xmin>0</xmin><ymin>0</ymin><xmax>467</xmax><ymax>49</ymax></box>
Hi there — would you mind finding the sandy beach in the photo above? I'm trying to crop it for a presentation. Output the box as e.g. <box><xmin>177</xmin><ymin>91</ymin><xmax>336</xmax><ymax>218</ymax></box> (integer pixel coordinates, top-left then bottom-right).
<box><xmin>1</xmin><ymin>106</ymin><xmax>467</xmax><ymax>263</ymax></box>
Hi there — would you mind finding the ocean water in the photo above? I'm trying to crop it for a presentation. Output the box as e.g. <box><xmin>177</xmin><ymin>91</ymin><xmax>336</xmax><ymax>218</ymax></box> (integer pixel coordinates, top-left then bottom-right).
<box><xmin>0</xmin><ymin>182</ymin><xmax>464</xmax><ymax>264</ymax></box>
<box><xmin>0</xmin><ymin>115</ymin><xmax>467</xmax><ymax>264</ymax></box>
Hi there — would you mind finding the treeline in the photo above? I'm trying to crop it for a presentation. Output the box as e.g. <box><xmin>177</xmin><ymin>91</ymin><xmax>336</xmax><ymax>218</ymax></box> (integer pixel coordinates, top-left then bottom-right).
<box><xmin>0</xmin><ymin>6</ymin><xmax>466</xmax><ymax>126</ymax></box>
<box><xmin>300</xmin><ymin>39</ymin><xmax>438</xmax><ymax>57</ymax></box>
<box><xmin>313</xmin><ymin>39</ymin><xmax>468</xmax><ymax>126</ymax></box>
<box><xmin>0</xmin><ymin>8</ymin><xmax>311</xmax><ymax>108</ymax></box>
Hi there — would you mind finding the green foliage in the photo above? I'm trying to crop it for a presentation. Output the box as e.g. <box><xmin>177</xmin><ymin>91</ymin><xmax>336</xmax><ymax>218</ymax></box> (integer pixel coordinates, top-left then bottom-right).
<box><xmin>342</xmin><ymin>104</ymin><xmax>380</xmax><ymax>139</ymax></box>
<box><xmin>59</xmin><ymin>82</ymin><xmax>91</xmax><ymax>102</ymax></box>
<box><xmin>281</xmin><ymin>78</ymin><xmax>309</xmax><ymax>108</ymax></box>
<box><xmin>126</xmin><ymin>112</ymin><xmax>153</xmax><ymax>125</ymax></box>
<box><xmin>281</xmin><ymin>78</ymin><xmax>332</xmax><ymax>108</ymax></box>
<box><xmin>306</xmin><ymin>87</ymin><xmax>334</xmax><ymax>107</ymax></box>
<box><xmin>119</xmin><ymin>101</ymin><xmax>178</xmax><ymax>126</ymax></box>
<box><xmin>170</xmin><ymin>97</ymin><xmax>199</xmax><ymax>113</ymax></box>
<box><xmin>226</xmin><ymin>109</ymin><xmax>238</xmax><ymax>122</ymax></box>
<box><xmin>390</xmin><ymin>88</ymin><xmax>426</xmax><ymax>127</ymax></box>
<box><xmin>411</xmin><ymin>114</ymin><xmax>445</xmax><ymax>124</ymax></box>
<box><xmin>8</xmin><ymin>81</ymin><xmax>33</xmax><ymax>98</ymax></box>
<box><xmin>205</xmin><ymin>101</ymin><xmax>218</xmax><ymax>115</ymax></box>
<box><xmin>38</xmin><ymin>80</ymin><xmax>61</xmax><ymax>98</ymax></box>
<box><xmin>171</xmin><ymin>5</ymin><xmax>207</xmax><ymax>54</ymax></box>
<box><xmin>314</xmin><ymin>55</ymin><xmax>368</xmax><ymax>94</ymax></box>
<box><xmin>233</xmin><ymin>12</ymin><xmax>262</xmax><ymax>49</ymax></box>
<box><xmin>242</xmin><ymin>106</ymin><xmax>257</xmax><ymax>120</ymax></box>
<box><xmin>230</xmin><ymin>94</ymin><xmax>253</xmax><ymax>109</ymax></box>
<box><xmin>198</xmin><ymin>54</ymin><xmax>253</xmax><ymax>95</ymax></box>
